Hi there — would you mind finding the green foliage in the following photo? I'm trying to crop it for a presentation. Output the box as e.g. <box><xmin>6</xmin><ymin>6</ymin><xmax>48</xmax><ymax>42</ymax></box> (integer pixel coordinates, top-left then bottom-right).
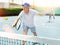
<box><xmin>3</xmin><ymin>8</ymin><xmax>23</xmax><ymax>16</ymax></box>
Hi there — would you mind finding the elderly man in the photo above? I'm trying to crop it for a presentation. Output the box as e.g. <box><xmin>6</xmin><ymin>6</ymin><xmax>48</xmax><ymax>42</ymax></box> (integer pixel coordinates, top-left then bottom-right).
<box><xmin>12</xmin><ymin>3</ymin><xmax>43</xmax><ymax>45</ymax></box>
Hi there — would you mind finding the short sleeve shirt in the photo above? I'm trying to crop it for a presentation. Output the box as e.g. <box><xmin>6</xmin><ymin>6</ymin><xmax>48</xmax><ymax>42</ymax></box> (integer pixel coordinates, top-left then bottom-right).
<box><xmin>17</xmin><ymin>9</ymin><xmax>39</xmax><ymax>27</ymax></box>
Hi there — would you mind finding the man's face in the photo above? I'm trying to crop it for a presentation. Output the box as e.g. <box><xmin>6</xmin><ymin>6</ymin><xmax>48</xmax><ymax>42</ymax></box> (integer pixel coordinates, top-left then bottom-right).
<box><xmin>23</xmin><ymin>6</ymin><xmax>29</xmax><ymax>11</ymax></box>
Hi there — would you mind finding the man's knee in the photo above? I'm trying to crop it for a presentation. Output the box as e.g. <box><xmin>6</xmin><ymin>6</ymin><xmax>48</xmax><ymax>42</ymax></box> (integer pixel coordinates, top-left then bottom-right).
<box><xmin>23</xmin><ymin>30</ymin><xmax>28</xmax><ymax>35</ymax></box>
<box><xmin>33</xmin><ymin>32</ymin><xmax>37</xmax><ymax>36</ymax></box>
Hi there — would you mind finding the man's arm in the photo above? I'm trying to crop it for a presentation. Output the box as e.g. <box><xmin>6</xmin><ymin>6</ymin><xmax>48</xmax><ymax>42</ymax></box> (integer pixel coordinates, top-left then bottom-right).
<box><xmin>12</xmin><ymin>17</ymin><xmax>20</xmax><ymax>27</ymax></box>
<box><xmin>12</xmin><ymin>11</ymin><xmax>23</xmax><ymax>27</ymax></box>
<box><xmin>37</xmin><ymin>13</ymin><xmax>45</xmax><ymax>16</ymax></box>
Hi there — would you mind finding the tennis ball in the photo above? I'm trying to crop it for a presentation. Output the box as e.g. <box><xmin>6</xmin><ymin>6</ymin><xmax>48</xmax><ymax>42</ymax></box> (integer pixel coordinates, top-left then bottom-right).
<box><xmin>4</xmin><ymin>17</ymin><xmax>8</xmax><ymax>20</ymax></box>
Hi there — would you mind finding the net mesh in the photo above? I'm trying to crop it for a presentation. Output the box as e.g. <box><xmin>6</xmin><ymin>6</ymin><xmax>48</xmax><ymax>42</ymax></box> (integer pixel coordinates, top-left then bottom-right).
<box><xmin>0</xmin><ymin>32</ymin><xmax>40</xmax><ymax>45</ymax></box>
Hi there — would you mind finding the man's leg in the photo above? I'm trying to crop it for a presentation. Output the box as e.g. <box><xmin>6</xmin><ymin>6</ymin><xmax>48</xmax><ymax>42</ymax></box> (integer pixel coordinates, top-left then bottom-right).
<box><xmin>48</xmin><ymin>15</ymin><xmax>51</xmax><ymax>22</ymax></box>
<box><xmin>22</xmin><ymin>25</ymin><xmax>28</xmax><ymax>45</ymax></box>
<box><xmin>49</xmin><ymin>16</ymin><xmax>51</xmax><ymax>20</ymax></box>
<box><xmin>23</xmin><ymin>29</ymin><xmax>28</xmax><ymax>35</ymax></box>
<box><xmin>31</xmin><ymin>27</ymin><xmax>38</xmax><ymax>45</ymax></box>
<box><xmin>23</xmin><ymin>30</ymin><xmax>28</xmax><ymax>45</ymax></box>
<box><xmin>33</xmin><ymin>32</ymin><xmax>37</xmax><ymax>36</ymax></box>
<box><xmin>53</xmin><ymin>15</ymin><xmax>55</xmax><ymax>19</ymax></box>
<box><xmin>30</xmin><ymin>26</ymin><xmax>37</xmax><ymax>36</ymax></box>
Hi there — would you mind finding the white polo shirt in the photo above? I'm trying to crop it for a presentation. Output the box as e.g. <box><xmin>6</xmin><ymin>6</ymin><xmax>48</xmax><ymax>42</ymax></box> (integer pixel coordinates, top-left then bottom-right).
<box><xmin>18</xmin><ymin>9</ymin><xmax>39</xmax><ymax>27</ymax></box>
